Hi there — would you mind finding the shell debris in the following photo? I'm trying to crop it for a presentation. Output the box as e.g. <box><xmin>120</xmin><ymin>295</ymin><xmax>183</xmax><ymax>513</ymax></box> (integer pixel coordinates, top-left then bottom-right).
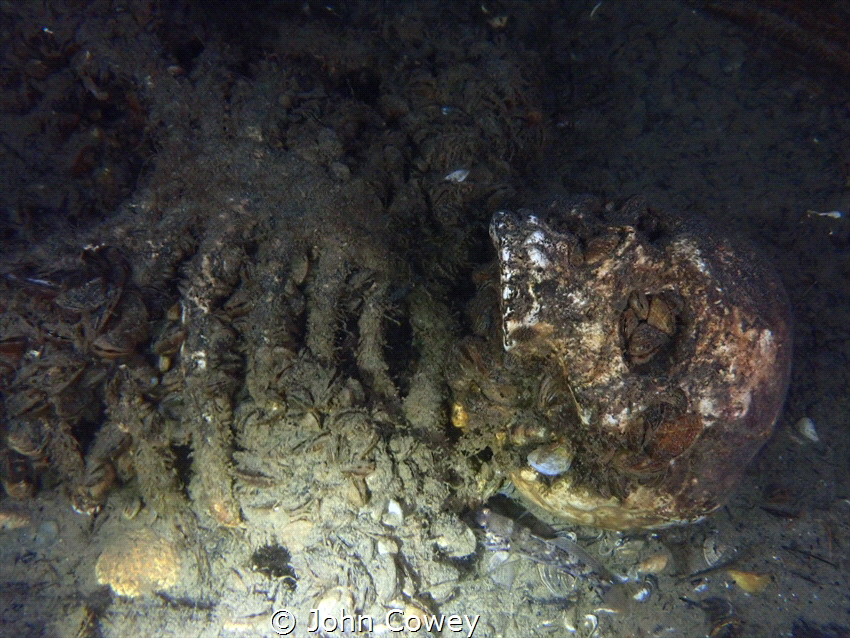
<box><xmin>444</xmin><ymin>169</ymin><xmax>470</xmax><ymax>183</ymax></box>
<box><xmin>726</xmin><ymin>569</ymin><xmax>770</xmax><ymax>594</ymax></box>
<box><xmin>0</xmin><ymin>508</ymin><xmax>30</xmax><ymax>531</ymax></box>
<box><xmin>795</xmin><ymin>417</ymin><xmax>820</xmax><ymax>443</ymax></box>
<box><xmin>702</xmin><ymin>536</ymin><xmax>727</xmax><ymax>567</ymax></box>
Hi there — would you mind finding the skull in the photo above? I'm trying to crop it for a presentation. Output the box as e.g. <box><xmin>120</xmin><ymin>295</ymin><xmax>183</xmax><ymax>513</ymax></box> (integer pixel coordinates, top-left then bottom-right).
<box><xmin>462</xmin><ymin>196</ymin><xmax>792</xmax><ymax>529</ymax></box>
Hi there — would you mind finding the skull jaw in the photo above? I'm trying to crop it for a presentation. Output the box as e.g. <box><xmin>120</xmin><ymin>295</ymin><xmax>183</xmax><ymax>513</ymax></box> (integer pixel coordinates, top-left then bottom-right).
<box><xmin>511</xmin><ymin>468</ymin><xmax>707</xmax><ymax>530</ymax></box>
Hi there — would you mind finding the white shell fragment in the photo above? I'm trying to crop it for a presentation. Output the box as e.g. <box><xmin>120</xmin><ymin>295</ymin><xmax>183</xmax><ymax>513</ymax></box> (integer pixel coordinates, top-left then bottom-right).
<box><xmin>806</xmin><ymin>210</ymin><xmax>842</xmax><ymax>219</ymax></box>
<box><xmin>632</xmin><ymin>582</ymin><xmax>653</xmax><ymax>602</ymax></box>
<box><xmin>382</xmin><ymin>499</ymin><xmax>404</xmax><ymax>527</ymax></box>
<box><xmin>582</xmin><ymin>613</ymin><xmax>599</xmax><ymax>633</ymax></box>
<box><xmin>444</xmin><ymin>168</ymin><xmax>470</xmax><ymax>183</ymax></box>
<box><xmin>795</xmin><ymin>417</ymin><xmax>820</xmax><ymax>443</ymax></box>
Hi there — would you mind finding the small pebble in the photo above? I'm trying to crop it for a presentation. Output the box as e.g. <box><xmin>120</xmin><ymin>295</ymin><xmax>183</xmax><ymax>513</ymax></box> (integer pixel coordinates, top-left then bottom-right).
<box><xmin>527</xmin><ymin>441</ymin><xmax>573</xmax><ymax>476</ymax></box>
<box><xmin>637</xmin><ymin>552</ymin><xmax>668</xmax><ymax>574</ymax></box>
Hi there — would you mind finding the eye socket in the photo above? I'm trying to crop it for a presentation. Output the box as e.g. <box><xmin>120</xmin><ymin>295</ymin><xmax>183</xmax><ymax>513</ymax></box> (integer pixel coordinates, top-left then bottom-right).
<box><xmin>620</xmin><ymin>290</ymin><xmax>683</xmax><ymax>368</ymax></box>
